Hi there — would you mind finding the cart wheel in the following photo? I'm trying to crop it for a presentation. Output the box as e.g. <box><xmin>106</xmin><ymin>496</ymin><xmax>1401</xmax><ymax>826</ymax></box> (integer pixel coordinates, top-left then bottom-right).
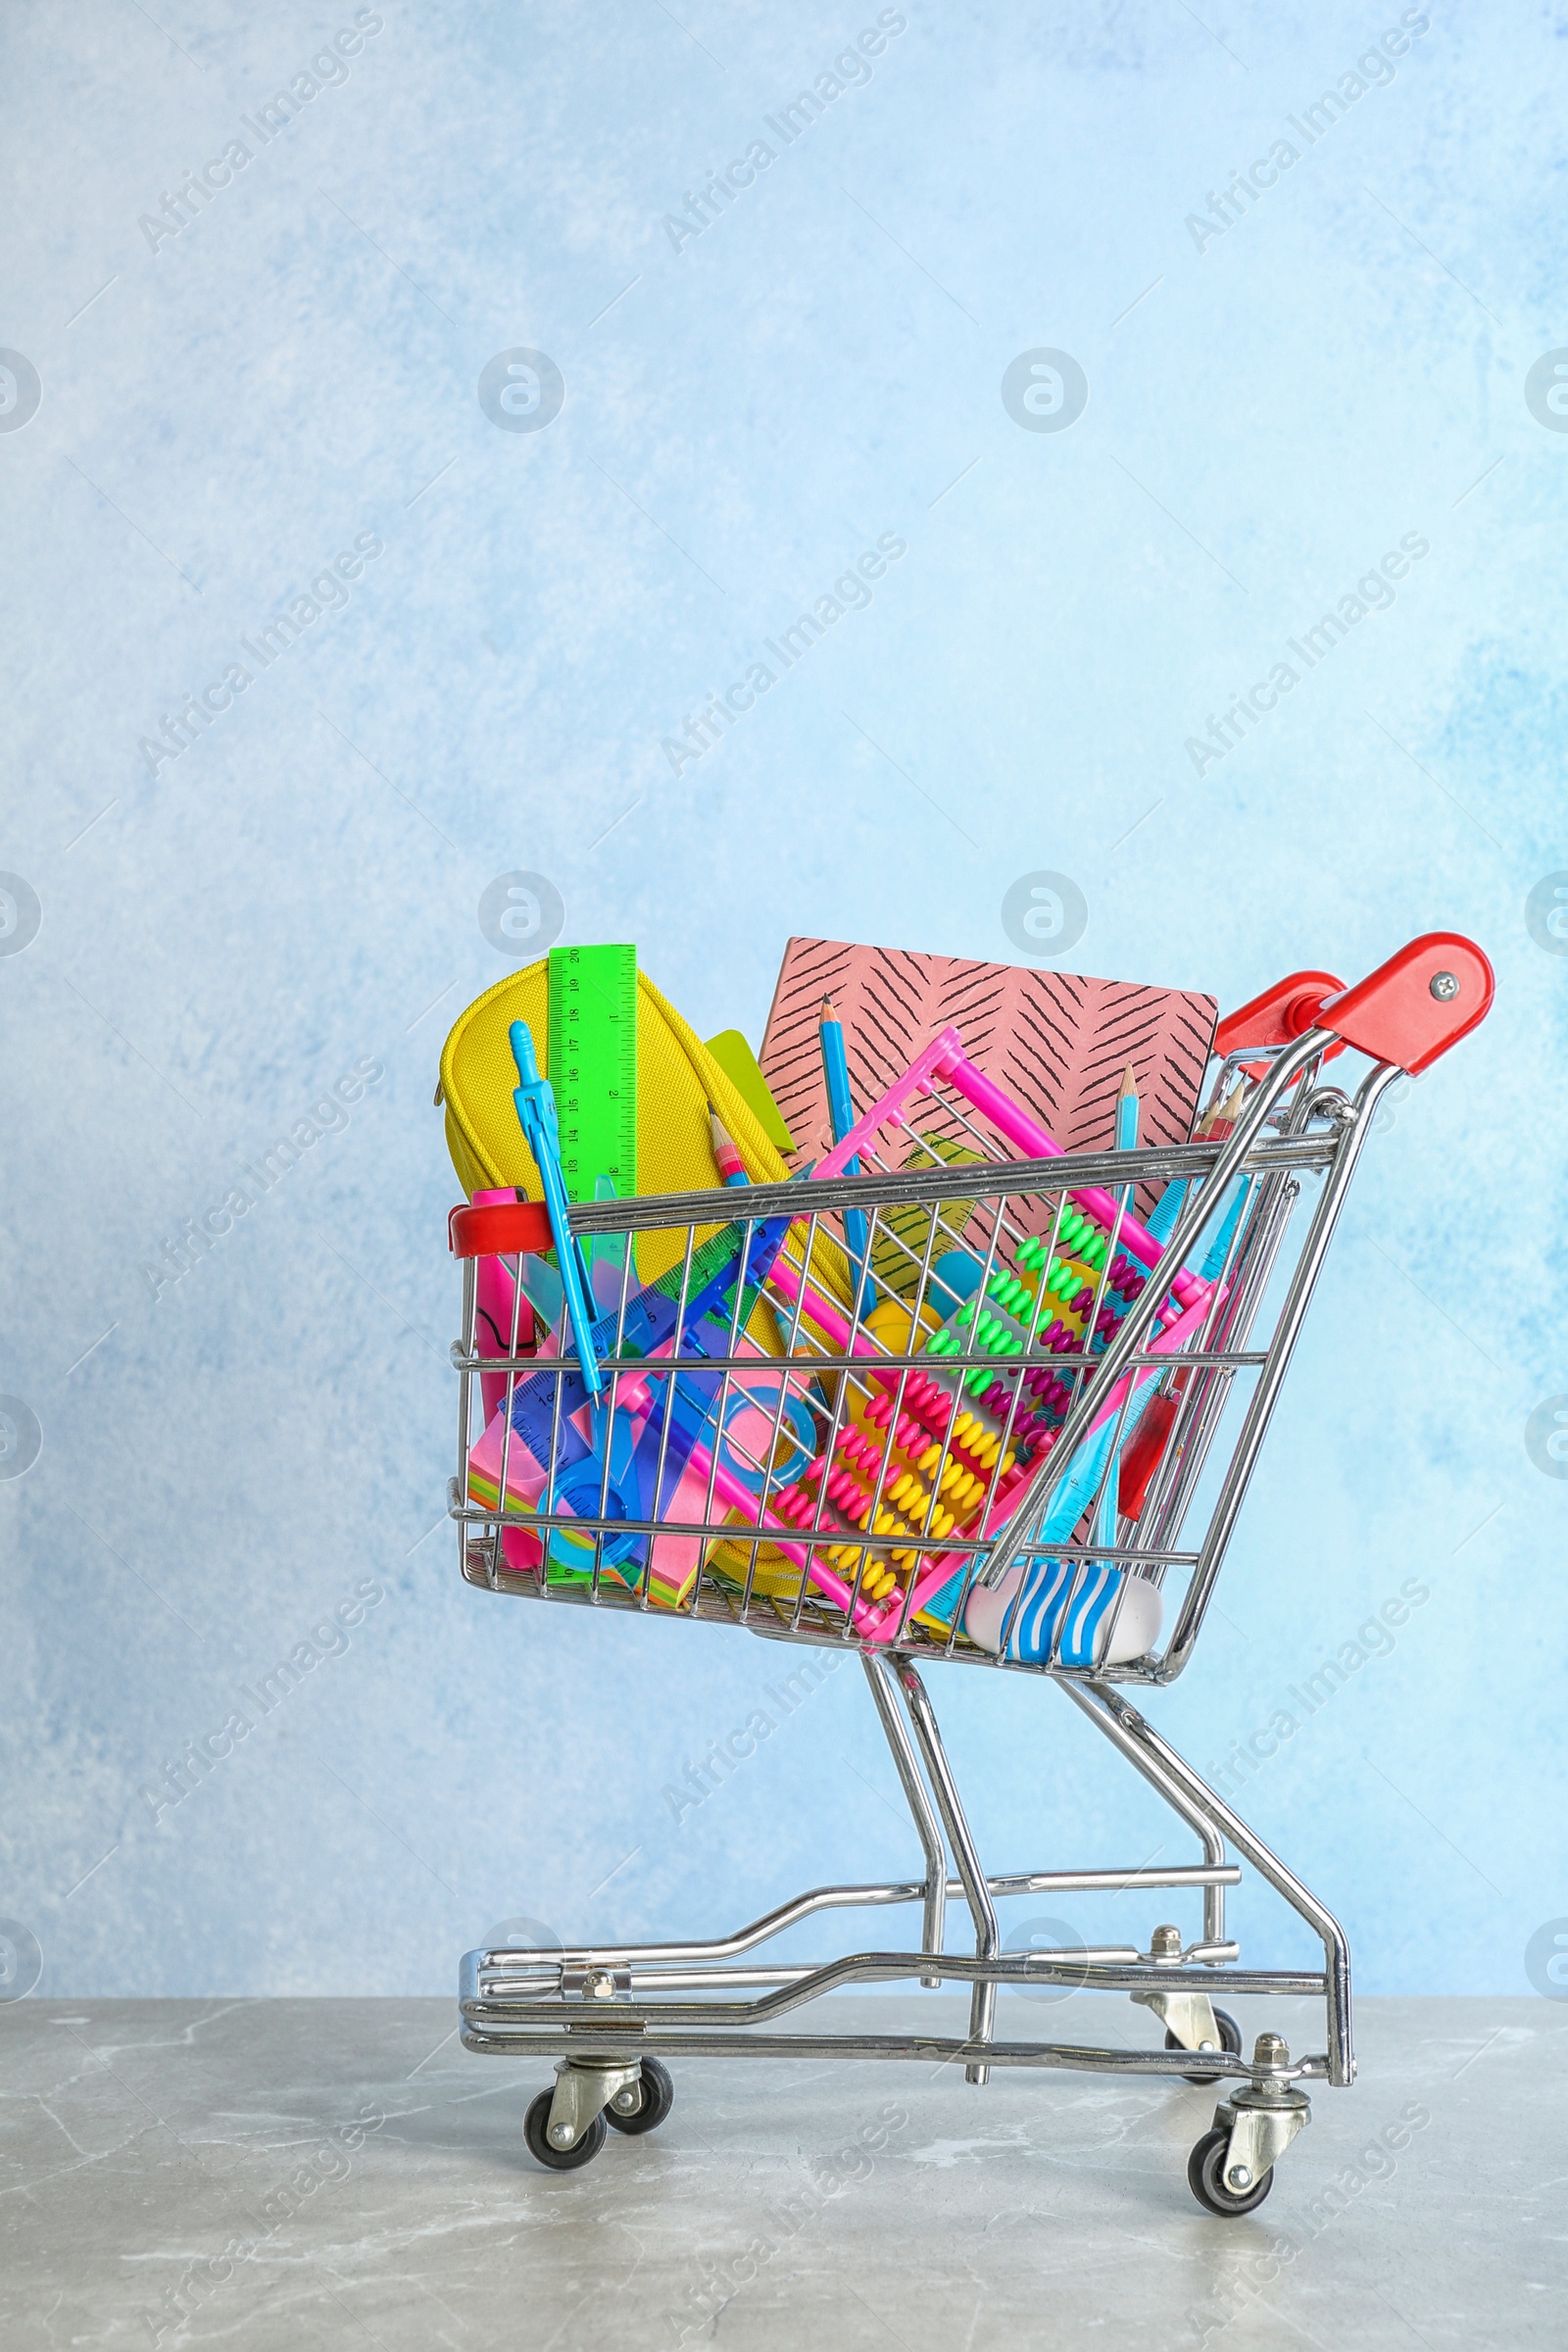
<box><xmin>1188</xmin><ymin>2126</ymin><xmax>1274</xmax><ymax>2217</ymax></box>
<box><xmin>603</xmin><ymin>2057</ymin><xmax>674</xmax><ymax>2136</ymax></box>
<box><xmin>1166</xmin><ymin>2006</ymin><xmax>1244</xmax><ymax>2084</ymax></box>
<box><xmin>524</xmin><ymin>2088</ymin><xmax>607</xmax><ymax>2171</ymax></box>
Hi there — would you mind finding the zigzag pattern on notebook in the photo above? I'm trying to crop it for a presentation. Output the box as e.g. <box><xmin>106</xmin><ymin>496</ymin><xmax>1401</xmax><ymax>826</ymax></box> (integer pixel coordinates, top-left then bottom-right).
<box><xmin>759</xmin><ymin>940</ymin><xmax>1218</xmax><ymax>1214</ymax></box>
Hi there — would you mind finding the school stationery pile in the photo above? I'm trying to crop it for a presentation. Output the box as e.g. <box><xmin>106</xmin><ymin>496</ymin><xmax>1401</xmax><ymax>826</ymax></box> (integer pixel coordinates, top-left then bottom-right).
<box><xmin>440</xmin><ymin>934</ymin><xmax>1227</xmax><ymax>1660</ymax></box>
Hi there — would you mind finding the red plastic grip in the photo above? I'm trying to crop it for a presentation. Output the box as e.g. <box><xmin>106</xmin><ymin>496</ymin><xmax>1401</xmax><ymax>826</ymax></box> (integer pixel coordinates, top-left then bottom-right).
<box><xmin>1213</xmin><ymin>969</ymin><xmax>1347</xmax><ymax>1060</ymax></box>
<box><xmin>1314</xmin><ymin>931</ymin><xmax>1494</xmax><ymax>1075</ymax></box>
<box><xmin>1212</xmin><ymin>935</ymin><xmax>1494</xmax><ymax>1080</ymax></box>
<box><xmin>448</xmin><ymin>1198</ymin><xmax>554</xmax><ymax>1258</ymax></box>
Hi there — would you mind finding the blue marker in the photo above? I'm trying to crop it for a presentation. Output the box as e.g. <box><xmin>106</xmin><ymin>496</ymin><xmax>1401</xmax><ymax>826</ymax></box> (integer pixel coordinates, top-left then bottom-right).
<box><xmin>508</xmin><ymin>1021</ymin><xmax>602</xmax><ymax>1397</ymax></box>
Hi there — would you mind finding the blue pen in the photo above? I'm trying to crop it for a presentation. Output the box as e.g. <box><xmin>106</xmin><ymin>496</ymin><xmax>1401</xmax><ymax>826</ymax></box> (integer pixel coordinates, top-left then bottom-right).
<box><xmin>819</xmin><ymin>998</ymin><xmax>874</xmax><ymax>1315</ymax></box>
<box><xmin>508</xmin><ymin>1021</ymin><xmax>602</xmax><ymax>1398</ymax></box>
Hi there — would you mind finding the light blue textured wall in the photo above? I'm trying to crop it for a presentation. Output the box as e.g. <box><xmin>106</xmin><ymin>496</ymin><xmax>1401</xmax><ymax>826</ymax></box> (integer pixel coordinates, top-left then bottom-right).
<box><xmin>2</xmin><ymin>1</ymin><xmax>1564</xmax><ymax>2002</ymax></box>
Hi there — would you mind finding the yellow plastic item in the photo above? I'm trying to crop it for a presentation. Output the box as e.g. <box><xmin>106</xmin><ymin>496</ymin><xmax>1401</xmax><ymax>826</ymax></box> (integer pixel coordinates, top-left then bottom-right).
<box><xmin>706</xmin><ymin>1526</ymin><xmax>816</xmax><ymax>1600</ymax></box>
<box><xmin>442</xmin><ymin>955</ymin><xmax>860</xmax><ymax>1606</ymax></box>
<box><xmin>705</xmin><ymin>1028</ymin><xmax>795</xmax><ymax>1152</ymax></box>
<box><xmin>863</xmin><ymin>1296</ymin><xmax>943</xmax><ymax>1354</ymax></box>
<box><xmin>440</xmin><ymin>960</ymin><xmax>798</xmax><ymax>1288</ymax></box>
<box><xmin>844</xmin><ymin>1297</ymin><xmax>943</xmax><ymax>1434</ymax></box>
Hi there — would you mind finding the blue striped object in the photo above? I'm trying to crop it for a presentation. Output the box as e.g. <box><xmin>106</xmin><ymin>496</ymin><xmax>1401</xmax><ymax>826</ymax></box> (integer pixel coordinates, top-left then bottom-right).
<box><xmin>943</xmin><ymin>1374</ymin><xmax>1176</xmax><ymax>1661</ymax></box>
<box><xmin>993</xmin><ymin>1554</ymin><xmax>1127</xmax><ymax>1665</ymax></box>
<box><xmin>1199</xmin><ymin>1174</ymin><xmax>1250</xmax><ymax>1279</ymax></box>
<box><xmin>922</xmin><ymin>1412</ymin><xmax>1118</xmax><ymax>1636</ymax></box>
<box><xmin>1139</xmin><ymin>1167</ymin><xmax>1250</xmax><ymax>1276</ymax></box>
<box><xmin>1146</xmin><ymin>1178</ymin><xmax>1186</xmax><ymax>1245</ymax></box>
<box><xmin>960</xmin><ymin>1544</ymin><xmax>1163</xmax><ymax>1664</ymax></box>
<box><xmin>987</xmin><ymin>1413</ymin><xmax>1121</xmax><ymax>1660</ymax></box>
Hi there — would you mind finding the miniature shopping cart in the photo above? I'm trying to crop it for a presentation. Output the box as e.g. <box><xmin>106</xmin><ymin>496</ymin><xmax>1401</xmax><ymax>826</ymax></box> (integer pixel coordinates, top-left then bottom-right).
<box><xmin>446</xmin><ymin>935</ymin><xmax>1492</xmax><ymax>2216</ymax></box>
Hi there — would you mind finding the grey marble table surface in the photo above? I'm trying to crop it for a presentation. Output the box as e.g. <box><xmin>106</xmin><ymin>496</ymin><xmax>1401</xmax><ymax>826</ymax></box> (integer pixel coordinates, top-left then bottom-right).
<box><xmin>3</xmin><ymin>1993</ymin><xmax>1561</xmax><ymax>2350</ymax></box>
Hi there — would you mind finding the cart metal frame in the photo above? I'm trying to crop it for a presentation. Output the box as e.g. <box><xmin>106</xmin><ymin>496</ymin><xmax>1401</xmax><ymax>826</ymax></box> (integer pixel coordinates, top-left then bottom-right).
<box><xmin>443</xmin><ymin>937</ymin><xmax>1491</xmax><ymax>2213</ymax></box>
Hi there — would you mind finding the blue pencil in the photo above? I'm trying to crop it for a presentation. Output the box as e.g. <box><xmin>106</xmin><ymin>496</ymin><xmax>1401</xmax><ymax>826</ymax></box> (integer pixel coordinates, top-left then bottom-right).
<box><xmin>1115</xmin><ymin>1064</ymin><xmax>1140</xmax><ymax>1152</ymax></box>
<box><xmin>819</xmin><ymin>998</ymin><xmax>874</xmax><ymax>1314</ymax></box>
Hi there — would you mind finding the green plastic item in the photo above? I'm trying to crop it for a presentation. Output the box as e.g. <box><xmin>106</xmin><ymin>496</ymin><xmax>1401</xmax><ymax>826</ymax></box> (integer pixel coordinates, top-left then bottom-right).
<box><xmin>705</xmin><ymin>1028</ymin><xmax>795</xmax><ymax>1153</ymax></box>
<box><xmin>547</xmin><ymin>944</ymin><xmax>638</xmax><ymax>1201</ymax></box>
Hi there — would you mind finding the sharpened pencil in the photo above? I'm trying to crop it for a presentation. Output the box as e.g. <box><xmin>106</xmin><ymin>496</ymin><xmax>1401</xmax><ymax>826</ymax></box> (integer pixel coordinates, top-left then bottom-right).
<box><xmin>707</xmin><ymin>1101</ymin><xmax>750</xmax><ymax>1188</ymax></box>
<box><xmin>1115</xmin><ymin>1063</ymin><xmax>1140</xmax><ymax>1152</ymax></box>
<box><xmin>1200</xmin><ymin>1076</ymin><xmax>1249</xmax><ymax>1142</ymax></box>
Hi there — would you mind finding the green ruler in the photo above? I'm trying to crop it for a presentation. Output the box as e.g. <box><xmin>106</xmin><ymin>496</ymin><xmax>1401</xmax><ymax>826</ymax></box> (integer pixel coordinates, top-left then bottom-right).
<box><xmin>547</xmin><ymin>944</ymin><xmax>638</xmax><ymax>1202</ymax></box>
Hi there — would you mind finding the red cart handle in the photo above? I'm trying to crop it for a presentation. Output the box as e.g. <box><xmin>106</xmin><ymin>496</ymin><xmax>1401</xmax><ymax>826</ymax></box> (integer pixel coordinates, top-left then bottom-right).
<box><xmin>1214</xmin><ymin>932</ymin><xmax>1494</xmax><ymax>1076</ymax></box>
<box><xmin>1213</xmin><ymin>968</ymin><xmax>1347</xmax><ymax>1059</ymax></box>
<box><xmin>449</xmin><ymin>1197</ymin><xmax>554</xmax><ymax>1258</ymax></box>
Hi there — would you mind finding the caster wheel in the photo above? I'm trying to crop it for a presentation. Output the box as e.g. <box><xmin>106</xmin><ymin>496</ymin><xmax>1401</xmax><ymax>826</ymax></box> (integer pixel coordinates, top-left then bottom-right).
<box><xmin>524</xmin><ymin>2088</ymin><xmax>608</xmax><ymax>2171</ymax></box>
<box><xmin>604</xmin><ymin>2057</ymin><xmax>674</xmax><ymax>2136</ymax></box>
<box><xmin>1166</xmin><ymin>2007</ymin><xmax>1243</xmax><ymax>2085</ymax></box>
<box><xmin>1188</xmin><ymin>2126</ymin><xmax>1274</xmax><ymax>2217</ymax></box>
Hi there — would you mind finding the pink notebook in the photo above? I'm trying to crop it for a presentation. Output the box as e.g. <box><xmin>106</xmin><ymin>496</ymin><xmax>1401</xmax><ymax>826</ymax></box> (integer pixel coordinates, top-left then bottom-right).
<box><xmin>759</xmin><ymin>939</ymin><xmax>1217</xmax><ymax>1193</ymax></box>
